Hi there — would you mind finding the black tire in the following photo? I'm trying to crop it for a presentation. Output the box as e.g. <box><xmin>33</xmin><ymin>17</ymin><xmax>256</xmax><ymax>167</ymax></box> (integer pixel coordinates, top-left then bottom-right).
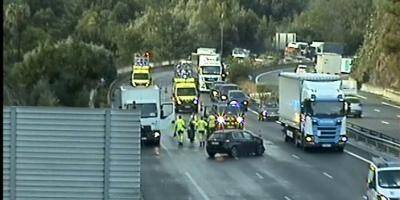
<box><xmin>154</xmin><ymin>139</ymin><xmax>160</xmax><ymax>146</ymax></box>
<box><xmin>337</xmin><ymin>146</ymin><xmax>344</xmax><ymax>153</ymax></box>
<box><xmin>295</xmin><ymin>136</ymin><xmax>301</xmax><ymax>147</ymax></box>
<box><xmin>283</xmin><ymin>132</ymin><xmax>290</xmax><ymax>142</ymax></box>
<box><xmin>230</xmin><ymin>146</ymin><xmax>239</xmax><ymax>158</ymax></box>
<box><xmin>255</xmin><ymin>145</ymin><xmax>265</xmax><ymax>156</ymax></box>
<box><xmin>207</xmin><ymin>151</ymin><xmax>216</xmax><ymax>158</ymax></box>
<box><xmin>301</xmin><ymin>139</ymin><xmax>309</xmax><ymax>152</ymax></box>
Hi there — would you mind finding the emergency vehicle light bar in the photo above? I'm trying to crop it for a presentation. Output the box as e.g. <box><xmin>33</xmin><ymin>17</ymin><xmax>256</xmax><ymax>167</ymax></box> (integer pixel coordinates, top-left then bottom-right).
<box><xmin>174</xmin><ymin>78</ymin><xmax>195</xmax><ymax>83</ymax></box>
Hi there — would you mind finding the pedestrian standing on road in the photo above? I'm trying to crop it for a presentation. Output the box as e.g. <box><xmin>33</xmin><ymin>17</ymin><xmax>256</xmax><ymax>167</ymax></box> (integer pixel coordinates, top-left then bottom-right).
<box><xmin>188</xmin><ymin>114</ymin><xmax>197</xmax><ymax>143</ymax></box>
<box><xmin>207</xmin><ymin>114</ymin><xmax>216</xmax><ymax>139</ymax></box>
<box><xmin>174</xmin><ymin>115</ymin><xmax>186</xmax><ymax>146</ymax></box>
<box><xmin>196</xmin><ymin>116</ymin><xmax>208</xmax><ymax>147</ymax></box>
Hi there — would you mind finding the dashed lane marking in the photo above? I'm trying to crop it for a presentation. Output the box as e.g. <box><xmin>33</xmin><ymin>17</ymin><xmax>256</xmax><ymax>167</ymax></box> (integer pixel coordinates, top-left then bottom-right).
<box><xmin>284</xmin><ymin>196</ymin><xmax>292</xmax><ymax>200</ymax></box>
<box><xmin>382</xmin><ymin>101</ymin><xmax>400</xmax><ymax>109</ymax></box>
<box><xmin>185</xmin><ymin>172</ymin><xmax>211</xmax><ymax>200</ymax></box>
<box><xmin>291</xmin><ymin>154</ymin><xmax>300</xmax><ymax>160</ymax></box>
<box><xmin>249</xmin><ymin>108</ymin><xmax>258</xmax><ymax>115</ymax></box>
<box><xmin>397</xmin><ymin>114</ymin><xmax>400</xmax><ymax>118</ymax></box>
<box><xmin>373</xmin><ymin>109</ymin><xmax>380</xmax><ymax>112</ymax></box>
<box><xmin>381</xmin><ymin>121</ymin><xmax>390</xmax><ymax>125</ymax></box>
<box><xmin>362</xmin><ymin>195</ymin><xmax>367</xmax><ymax>200</ymax></box>
<box><xmin>322</xmin><ymin>172</ymin><xmax>333</xmax><ymax>179</ymax></box>
<box><xmin>256</xmin><ymin>172</ymin><xmax>264</xmax><ymax>179</ymax></box>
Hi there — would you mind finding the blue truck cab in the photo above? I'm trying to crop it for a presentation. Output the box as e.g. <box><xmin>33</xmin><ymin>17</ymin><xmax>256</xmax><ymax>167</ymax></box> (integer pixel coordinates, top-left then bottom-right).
<box><xmin>279</xmin><ymin>72</ymin><xmax>347</xmax><ymax>152</ymax></box>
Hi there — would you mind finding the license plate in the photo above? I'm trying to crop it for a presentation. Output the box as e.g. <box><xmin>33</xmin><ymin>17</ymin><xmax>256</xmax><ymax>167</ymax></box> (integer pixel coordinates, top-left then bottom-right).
<box><xmin>322</xmin><ymin>144</ymin><xmax>331</xmax><ymax>148</ymax></box>
<box><xmin>211</xmin><ymin>142</ymin><xmax>219</xmax><ymax>145</ymax></box>
<box><xmin>184</xmin><ymin>106</ymin><xmax>191</xmax><ymax>108</ymax></box>
<box><xmin>141</xmin><ymin>137</ymin><xmax>147</xmax><ymax>140</ymax></box>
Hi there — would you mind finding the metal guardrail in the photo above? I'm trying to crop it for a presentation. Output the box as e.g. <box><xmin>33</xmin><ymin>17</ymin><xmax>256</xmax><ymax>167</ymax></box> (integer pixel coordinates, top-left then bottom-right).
<box><xmin>347</xmin><ymin>122</ymin><xmax>400</xmax><ymax>157</ymax></box>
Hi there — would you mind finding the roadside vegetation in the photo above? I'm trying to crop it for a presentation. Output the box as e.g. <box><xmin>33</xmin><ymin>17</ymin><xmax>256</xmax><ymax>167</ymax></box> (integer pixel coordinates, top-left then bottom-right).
<box><xmin>4</xmin><ymin>0</ymin><xmax>397</xmax><ymax>106</ymax></box>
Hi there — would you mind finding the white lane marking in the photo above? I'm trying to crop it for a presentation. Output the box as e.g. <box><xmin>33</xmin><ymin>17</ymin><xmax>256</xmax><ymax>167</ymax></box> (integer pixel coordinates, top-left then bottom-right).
<box><xmin>284</xmin><ymin>196</ymin><xmax>292</xmax><ymax>200</ymax></box>
<box><xmin>355</xmin><ymin>94</ymin><xmax>367</xmax><ymax>100</ymax></box>
<box><xmin>344</xmin><ymin>150</ymin><xmax>373</xmax><ymax>165</ymax></box>
<box><xmin>373</xmin><ymin>109</ymin><xmax>380</xmax><ymax>112</ymax></box>
<box><xmin>256</xmin><ymin>172</ymin><xmax>264</xmax><ymax>179</ymax></box>
<box><xmin>382</xmin><ymin>101</ymin><xmax>400</xmax><ymax>109</ymax></box>
<box><xmin>185</xmin><ymin>172</ymin><xmax>211</xmax><ymax>200</ymax></box>
<box><xmin>397</xmin><ymin>114</ymin><xmax>400</xmax><ymax>118</ymax></box>
<box><xmin>381</xmin><ymin>121</ymin><xmax>390</xmax><ymax>125</ymax></box>
<box><xmin>322</xmin><ymin>172</ymin><xmax>333</xmax><ymax>179</ymax></box>
<box><xmin>249</xmin><ymin>108</ymin><xmax>258</xmax><ymax>115</ymax></box>
<box><xmin>291</xmin><ymin>154</ymin><xmax>300</xmax><ymax>160</ymax></box>
<box><xmin>275</xmin><ymin>121</ymin><xmax>282</xmax><ymax>125</ymax></box>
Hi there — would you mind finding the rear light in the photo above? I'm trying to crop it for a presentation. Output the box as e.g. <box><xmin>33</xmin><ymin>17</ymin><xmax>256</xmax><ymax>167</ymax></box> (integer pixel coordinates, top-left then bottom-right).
<box><xmin>225</xmin><ymin>139</ymin><xmax>230</xmax><ymax>143</ymax></box>
<box><xmin>217</xmin><ymin>116</ymin><xmax>225</xmax><ymax>124</ymax></box>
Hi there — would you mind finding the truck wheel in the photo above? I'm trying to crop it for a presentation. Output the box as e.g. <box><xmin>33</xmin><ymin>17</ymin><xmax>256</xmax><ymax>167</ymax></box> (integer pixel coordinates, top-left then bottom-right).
<box><xmin>283</xmin><ymin>133</ymin><xmax>290</xmax><ymax>142</ymax></box>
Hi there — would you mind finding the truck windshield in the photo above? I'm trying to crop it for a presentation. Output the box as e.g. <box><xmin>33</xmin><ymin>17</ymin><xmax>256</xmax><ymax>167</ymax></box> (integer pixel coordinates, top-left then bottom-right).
<box><xmin>134</xmin><ymin>73</ymin><xmax>149</xmax><ymax>80</ymax></box>
<box><xmin>201</xmin><ymin>66</ymin><xmax>221</xmax><ymax>75</ymax></box>
<box><xmin>310</xmin><ymin>101</ymin><xmax>344</xmax><ymax>116</ymax></box>
<box><xmin>137</xmin><ymin>103</ymin><xmax>157</xmax><ymax>118</ymax></box>
<box><xmin>177</xmin><ymin>88</ymin><xmax>196</xmax><ymax>96</ymax></box>
<box><xmin>378</xmin><ymin>170</ymin><xmax>400</xmax><ymax>189</ymax></box>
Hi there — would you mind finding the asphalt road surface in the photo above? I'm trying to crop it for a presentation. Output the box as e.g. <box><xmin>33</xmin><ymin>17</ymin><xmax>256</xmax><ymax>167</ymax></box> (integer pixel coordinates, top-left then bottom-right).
<box><xmin>256</xmin><ymin>69</ymin><xmax>400</xmax><ymax>141</ymax></box>
<box><xmin>112</xmin><ymin>70</ymin><xmax>376</xmax><ymax>200</ymax></box>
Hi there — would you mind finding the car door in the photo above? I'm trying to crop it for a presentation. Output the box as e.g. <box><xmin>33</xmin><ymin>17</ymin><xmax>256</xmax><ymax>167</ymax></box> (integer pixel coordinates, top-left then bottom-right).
<box><xmin>231</xmin><ymin>132</ymin><xmax>246</xmax><ymax>154</ymax></box>
<box><xmin>242</xmin><ymin>131</ymin><xmax>257</xmax><ymax>154</ymax></box>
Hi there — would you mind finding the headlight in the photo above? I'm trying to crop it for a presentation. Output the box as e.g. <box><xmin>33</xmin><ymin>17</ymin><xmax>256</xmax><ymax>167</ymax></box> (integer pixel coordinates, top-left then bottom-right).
<box><xmin>236</xmin><ymin>116</ymin><xmax>243</xmax><ymax>123</ymax></box>
<box><xmin>305</xmin><ymin>136</ymin><xmax>313</xmax><ymax>142</ymax></box>
<box><xmin>217</xmin><ymin>116</ymin><xmax>225</xmax><ymax>124</ymax></box>
<box><xmin>212</xmin><ymin>91</ymin><xmax>218</xmax><ymax>96</ymax></box>
<box><xmin>154</xmin><ymin>132</ymin><xmax>160</xmax><ymax>138</ymax></box>
<box><xmin>221</xmin><ymin>95</ymin><xmax>227</xmax><ymax>100</ymax></box>
<box><xmin>193</xmin><ymin>99</ymin><xmax>198</xmax><ymax>104</ymax></box>
<box><xmin>243</xmin><ymin>101</ymin><xmax>248</xmax><ymax>105</ymax></box>
<box><xmin>340</xmin><ymin>136</ymin><xmax>348</xmax><ymax>142</ymax></box>
<box><xmin>177</xmin><ymin>99</ymin><xmax>182</xmax><ymax>105</ymax></box>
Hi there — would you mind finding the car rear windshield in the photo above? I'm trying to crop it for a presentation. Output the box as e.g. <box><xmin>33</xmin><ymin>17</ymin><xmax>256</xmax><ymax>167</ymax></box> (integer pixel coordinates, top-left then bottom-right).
<box><xmin>230</xmin><ymin>92</ymin><xmax>245</xmax><ymax>99</ymax></box>
<box><xmin>209</xmin><ymin>133</ymin><xmax>226</xmax><ymax>140</ymax></box>
<box><xmin>221</xmin><ymin>85</ymin><xmax>238</xmax><ymax>93</ymax></box>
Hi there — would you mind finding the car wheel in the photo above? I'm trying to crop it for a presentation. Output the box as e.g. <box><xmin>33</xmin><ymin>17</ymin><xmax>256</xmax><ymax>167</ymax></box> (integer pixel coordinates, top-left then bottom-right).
<box><xmin>255</xmin><ymin>145</ymin><xmax>264</xmax><ymax>156</ymax></box>
<box><xmin>336</xmin><ymin>146</ymin><xmax>344</xmax><ymax>153</ymax></box>
<box><xmin>207</xmin><ymin>150</ymin><xmax>216</xmax><ymax>158</ymax></box>
<box><xmin>230</xmin><ymin>146</ymin><xmax>239</xmax><ymax>158</ymax></box>
<box><xmin>155</xmin><ymin>139</ymin><xmax>160</xmax><ymax>146</ymax></box>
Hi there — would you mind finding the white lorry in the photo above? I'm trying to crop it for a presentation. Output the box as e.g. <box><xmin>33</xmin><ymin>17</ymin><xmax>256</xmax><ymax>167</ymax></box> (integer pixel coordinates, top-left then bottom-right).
<box><xmin>120</xmin><ymin>85</ymin><xmax>174</xmax><ymax>145</ymax></box>
<box><xmin>315</xmin><ymin>53</ymin><xmax>343</xmax><ymax>75</ymax></box>
<box><xmin>191</xmin><ymin>48</ymin><xmax>223</xmax><ymax>92</ymax></box>
<box><xmin>279</xmin><ymin>72</ymin><xmax>348</xmax><ymax>151</ymax></box>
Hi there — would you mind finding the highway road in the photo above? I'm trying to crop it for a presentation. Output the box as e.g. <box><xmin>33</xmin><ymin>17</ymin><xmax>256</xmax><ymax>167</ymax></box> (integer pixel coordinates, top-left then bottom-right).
<box><xmin>112</xmin><ymin>70</ymin><xmax>375</xmax><ymax>200</ymax></box>
<box><xmin>256</xmin><ymin>69</ymin><xmax>400</xmax><ymax>141</ymax></box>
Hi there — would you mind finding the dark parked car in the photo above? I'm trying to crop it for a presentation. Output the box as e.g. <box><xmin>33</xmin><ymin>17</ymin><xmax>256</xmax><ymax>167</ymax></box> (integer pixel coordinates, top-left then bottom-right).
<box><xmin>218</xmin><ymin>84</ymin><xmax>239</xmax><ymax>102</ymax></box>
<box><xmin>227</xmin><ymin>90</ymin><xmax>250</xmax><ymax>111</ymax></box>
<box><xmin>210</xmin><ymin>82</ymin><xmax>226</xmax><ymax>102</ymax></box>
<box><xmin>258</xmin><ymin>102</ymin><xmax>279</xmax><ymax>121</ymax></box>
<box><xmin>206</xmin><ymin>129</ymin><xmax>265</xmax><ymax>158</ymax></box>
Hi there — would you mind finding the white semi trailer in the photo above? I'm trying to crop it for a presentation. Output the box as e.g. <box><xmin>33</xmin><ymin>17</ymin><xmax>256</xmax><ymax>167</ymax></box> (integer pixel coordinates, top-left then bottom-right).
<box><xmin>278</xmin><ymin>72</ymin><xmax>348</xmax><ymax>152</ymax></box>
<box><xmin>120</xmin><ymin>85</ymin><xmax>174</xmax><ymax>145</ymax></box>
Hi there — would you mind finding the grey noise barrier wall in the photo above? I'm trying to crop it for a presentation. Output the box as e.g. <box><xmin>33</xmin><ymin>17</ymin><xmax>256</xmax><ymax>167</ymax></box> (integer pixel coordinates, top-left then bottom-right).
<box><xmin>3</xmin><ymin>106</ymin><xmax>141</xmax><ymax>200</ymax></box>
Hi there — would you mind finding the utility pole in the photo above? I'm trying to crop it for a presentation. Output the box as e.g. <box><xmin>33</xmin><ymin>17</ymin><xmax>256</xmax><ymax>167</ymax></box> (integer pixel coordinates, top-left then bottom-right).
<box><xmin>220</xmin><ymin>13</ymin><xmax>224</xmax><ymax>56</ymax></box>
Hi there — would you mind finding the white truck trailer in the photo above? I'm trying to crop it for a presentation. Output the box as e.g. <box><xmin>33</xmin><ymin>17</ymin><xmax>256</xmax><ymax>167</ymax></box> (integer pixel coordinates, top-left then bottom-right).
<box><xmin>120</xmin><ymin>85</ymin><xmax>174</xmax><ymax>145</ymax></box>
<box><xmin>315</xmin><ymin>53</ymin><xmax>342</xmax><ymax>74</ymax></box>
<box><xmin>279</xmin><ymin>72</ymin><xmax>348</xmax><ymax>151</ymax></box>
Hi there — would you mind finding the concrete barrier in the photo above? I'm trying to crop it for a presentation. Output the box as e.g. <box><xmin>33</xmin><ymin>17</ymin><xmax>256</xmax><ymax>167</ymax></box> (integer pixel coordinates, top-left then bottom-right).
<box><xmin>360</xmin><ymin>83</ymin><xmax>400</xmax><ymax>104</ymax></box>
